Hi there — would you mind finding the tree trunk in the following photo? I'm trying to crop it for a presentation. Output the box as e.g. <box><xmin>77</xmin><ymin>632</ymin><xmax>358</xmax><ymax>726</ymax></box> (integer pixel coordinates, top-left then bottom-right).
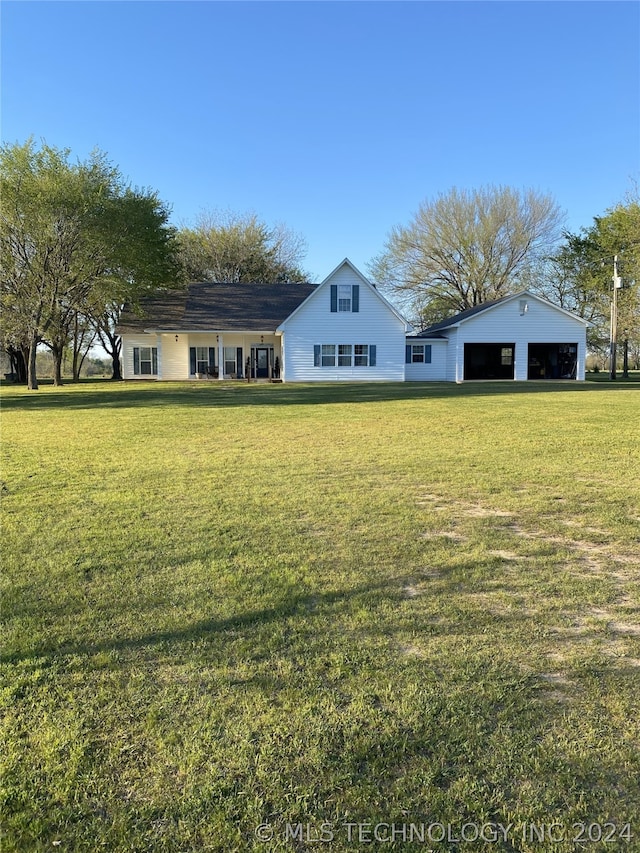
<box><xmin>27</xmin><ymin>336</ymin><xmax>39</xmax><ymax>390</ymax></box>
<box><xmin>75</xmin><ymin>349</ymin><xmax>89</xmax><ymax>380</ymax></box>
<box><xmin>72</xmin><ymin>312</ymin><xmax>80</xmax><ymax>380</ymax></box>
<box><xmin>54</xmin><ymin>353</ymin><xmax>63</xmax><ymax>385</ymax></box>
<box><xmin>51</xmin><ymin>344</ymin><xmax>64</xmax><ymax>386</ymax></box>
<box><xmin>103</xmin><ymin>332</ymin><xmax>123</xmax><ymax>380</ymax></box>
<box><xmin>72</xmin><ymin>343</ymin><xmax>80</xmax><ymax>381</ymax></box>
<box><xmin>71</xmin><ymin>312</ymin><xmax>95</xmax><ymax>380</ymax></box>
<box><xmin>110</xmin><ymin>349</ymin><xmax>123</xmax><ymax>380</ymax></box>
<box><xmin>94</xmin><ymin>312</ymin><xmax>123</xmax><ymax>380</ymax></box>
<box><xmin>6</xmin><ymin>347</ymin><xmax>27</xmax><ymax>383</ymax></box>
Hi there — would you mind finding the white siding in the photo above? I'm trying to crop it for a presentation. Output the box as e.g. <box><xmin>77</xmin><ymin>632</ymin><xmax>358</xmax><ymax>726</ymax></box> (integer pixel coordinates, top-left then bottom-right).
<box><xmin>160</xmin><ymin>334</ymin><xmax>190</xmax><ymax>380</ymax></box>
<box><xmin>122</xmin><ymin>334</ymin><xmax>161</xmax><ymax>380</ymax></box>
<box><xmin>281</xmin><ymin>264</ymin><xmax>407</xmax><ymax>382</ymax></box>
<box><xmin>451</xmin><ymin>296</ymin><xmax>588</xmax><ymax>381</ymax></box>
<box><xmin>405</xmin><ymin>339</ymin><xmax>448</xmax><ymax>381</ymax></box>
<box><xmin>445</xmin><ymin>328</ymin><xmax>462</xmax><ymax>382</ymax></box>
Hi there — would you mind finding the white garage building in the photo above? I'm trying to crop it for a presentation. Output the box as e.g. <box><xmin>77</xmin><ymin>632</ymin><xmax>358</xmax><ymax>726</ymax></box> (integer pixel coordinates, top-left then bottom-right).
<box><xmin>405</xmin><ymin>291</ymin><xmax>589</xmax><ymax>382</ymax></box>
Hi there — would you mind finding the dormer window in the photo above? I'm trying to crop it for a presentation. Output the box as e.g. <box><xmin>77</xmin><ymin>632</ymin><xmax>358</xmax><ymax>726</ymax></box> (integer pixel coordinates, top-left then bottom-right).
<box><xmin>330</xmin><ymin>283</ymin><xmax>360</xmax><ymax>313</ymax></box>
<box><xmin>338</xmin><ymin>285</ymin><xmax>352</xmax><ymax>312</ymax></box>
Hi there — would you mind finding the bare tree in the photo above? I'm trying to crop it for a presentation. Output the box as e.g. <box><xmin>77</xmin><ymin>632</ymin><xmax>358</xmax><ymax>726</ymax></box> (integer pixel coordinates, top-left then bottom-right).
<box><xmin>369</xmin><ymin>185</ymin><xmax>565</xmax><ymax>323</ymax></box>
<box><xmin>177</xmin><ymin>210</ymin><xmax>308</xmax><ymax>283</ymax></box>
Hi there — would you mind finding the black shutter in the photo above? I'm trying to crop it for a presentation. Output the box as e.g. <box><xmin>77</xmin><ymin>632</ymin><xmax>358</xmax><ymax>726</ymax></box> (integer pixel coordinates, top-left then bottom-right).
<box><xmin>133</xmin><ymin>347</ymin><xmax>140</xmax><ymax>375</ymax></box>
<box><xmin>314</xmin><ymin>345</ymin><xmax>321</xmax><ymax>367</ymax></box>
<box><xmin>369</xmin><ymin>344</ymin><xmax>376</xmax><ymax>366</ymax></box>
<box><xmin>236</xmin><ymin>347</ymin><xmax>243</xmax><ymax>376</ymax></box>
<box><xmin>152</xmin><ymin>348</ymin><xmax>158</xmax><ymax>375</ymax></box>
<box><xmin>425</xmin><ymin>345</ymin><xmax>432</xmax><ymax>364</ymax></box>
<box><xmin>352</xmin><ymin>284</ymin><xmax>359</xmax><ymax>312</ymax></box>
<box><xmin>189</xmin><ymin>347</ymin><xmax>196</xmax><ymax>375</ymax></box>
<box><xmin>405</xmin><ymin>344</ymin><xmax>412</xmax><ymax>364</ymax></box>
<box><xmin>208</xmin><ymin>348</ymin><xmax>216</xmax><ymax>370</ymax></box>
<box><xmin>330</xmin><ymin>284</ymin><xmax>337</xmax><ymax>312</ymax></box>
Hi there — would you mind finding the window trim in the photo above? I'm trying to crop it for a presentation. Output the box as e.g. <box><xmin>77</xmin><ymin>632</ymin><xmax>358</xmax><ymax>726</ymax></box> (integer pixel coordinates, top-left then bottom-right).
<box><xmin>330</xmin><ymin>284</ymin><xmax>360</xmax><ymax>313</ymax></box>
<box><xmin>133</xmin><ymin>346</ymin><xmax>158</xmax><ymax>376</ymax></box>
<box><xmin>338</xmin><ymin>343</ymin><xmax>352</xmax><ymax>366</ymax></box>
<box><xmin>315</xmin><ymin>343</ymin><xmax>376</xmax><ymax>368</ymax></box>
<box><xmin>189</xmin><ymin>346</ymin><xmax>216</xmax><ymax>376</ymax></box>
<box><xmin>321</xmin><ymin>344</ymin><xmax>336</xmax><ymax>367</ymax></box>
<box><xmin>354</xmin><ymin>344</ymin><xmax>369</xmax><ymax>367</ymax></box>
<box><xmin>223</xmin><ymin>346</ymin><xmax>237</xmax><ymax>376</ymax></box>
<box><xmin>406</xmin><ymin>344</ymin><xmax>432</xmax><ymax>364</ymax></box>
<box><xmin>337</xmin><ymin>285</ymin><xmax>351</xmax><ymax>313</ymax></box>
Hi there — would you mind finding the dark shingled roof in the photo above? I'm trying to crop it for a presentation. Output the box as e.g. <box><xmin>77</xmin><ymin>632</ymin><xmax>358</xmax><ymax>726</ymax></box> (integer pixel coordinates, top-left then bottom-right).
<box><xmin>116</xmin><ymin>281</ymin><xmax>318</xmax><ymax>334</ymax></box>
<box><xmin>416</xmin><ymin>293</ymin><xmax>514</xmax><ymax>335</ymax></box>
<box><xmin>405</xmin><ymin>332</ymin><xmax>448</xmax><ymax>340</ymax></box>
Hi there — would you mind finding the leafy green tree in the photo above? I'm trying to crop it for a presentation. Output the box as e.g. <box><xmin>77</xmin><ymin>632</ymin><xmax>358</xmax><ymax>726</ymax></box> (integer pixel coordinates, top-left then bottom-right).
<box><xmin>85</xmin><ymin>187</ymin><xmax>184</xmax><ymax>381</ymax></box>
<box><xmin>0</xmin><ymin>139</ymin><xmax>179</xmax><ymax>388</ymax></box>
<box><xmin>368</xmin><ymin>185</ymin><xmax>565</xmax><ymax>325</ymax></box>
<box><xmin>534</xmin><ymin>195</ymin><xmax>640</xmax><ymax>360</ymax></box>
<box><xmin>177</xmin><ymin>210</ymin><xmax>308</xmax><ymax>283</ymax></box>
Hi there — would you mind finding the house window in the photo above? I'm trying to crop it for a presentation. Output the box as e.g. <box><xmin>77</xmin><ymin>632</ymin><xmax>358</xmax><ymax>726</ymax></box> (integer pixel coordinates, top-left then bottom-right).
<box><xmin>330</xmin><ymin>284</ymin><xmax>359</xmax><ymax>313</ymax></box>
<box><xmin>224</xmin><ymin>347</ymin><xmax>236</xmax><ymax>375</ymax></box>
<box><xmin>338</xmin><ymin>344</ymin><xmax>352</xmax><ymax>366</ymax></box>
<box><xmin>338</xmin><ymin>285</ymin><xmax>352</xmax><ymax>312</ymax></box>
<box><xmin>189</xmin><ymin>346</ymin><xmax>216</xmax><ymax>375</ymax></box>
<box><xmin>133</xmin><ymin>346</ymin><xmax>158</xmax><ymax>375</ymax></box>
<box><xmin>315</xmin><ymin>343</ymin><xmax>377</xmax><ymax>367</ymax></box>
<box><xmin>321</xmin><ymin>344</ymin><xmax>336</xmax><ymax>366</ymax></box>
<box><xmin>195</xmin><ymin>347</ymin><xmax>210</xmax><ymax>374</ymax></box>
<box><xmin>406</xmin><ymin>344</ymin><xmax>432</xmax><ymax>364</ymax></box>
<box><xmin>354</xmin><ymin>344</ymin><xmax>369</xmax><ymax>367</ymax></box>
<box><xmin>501</xmin><ymin>347</ymin><xmax>513</xmax><ymax>366</ymax></box>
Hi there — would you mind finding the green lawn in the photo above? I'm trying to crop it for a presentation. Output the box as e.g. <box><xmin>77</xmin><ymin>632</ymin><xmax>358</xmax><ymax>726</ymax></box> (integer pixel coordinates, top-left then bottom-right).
<box><xmin>1</xmin><ymin>379</ymin><xmax>639</xmax><ymax>852</ymax></box>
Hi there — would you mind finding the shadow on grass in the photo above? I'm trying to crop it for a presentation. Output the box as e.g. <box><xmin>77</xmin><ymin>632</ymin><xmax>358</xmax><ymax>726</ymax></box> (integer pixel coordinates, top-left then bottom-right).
<box><xmin>1</xmin><ymin>580</ymin><xmax>392</xmax><ymax>666</ymax></box>
<box><xmin>1</xmin><ymin>377</ymin><xmax>638</xmax><ymax>412</ymax></box>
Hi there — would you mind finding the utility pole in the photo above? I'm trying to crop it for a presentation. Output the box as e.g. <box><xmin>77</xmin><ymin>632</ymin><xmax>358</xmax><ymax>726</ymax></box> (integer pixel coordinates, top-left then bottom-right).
<box><xmin>610</xmin><ymin>255</ymin><xmax>622</xmax><ymax>381</ymax></box>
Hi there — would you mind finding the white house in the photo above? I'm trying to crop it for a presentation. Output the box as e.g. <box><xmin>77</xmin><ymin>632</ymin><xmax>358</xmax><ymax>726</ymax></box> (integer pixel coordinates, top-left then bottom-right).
<box><xmin>277</xmin><ymin>259</ymin><xmax>410</xmax><ymax>382</ymax></box>
<box><xmin>117</xmin><ymin>261</ymin><xmax>589</xmax><ymax>383</ymax></box>
<box><xmin>117</xmin><ymin>259</ymin><xmax>411</xmax><ymax>382</ymax></box>
<box><xmin>405</xmin><ymin>291</ymin><xmax>590</xmax><ymax>382</ymax></box>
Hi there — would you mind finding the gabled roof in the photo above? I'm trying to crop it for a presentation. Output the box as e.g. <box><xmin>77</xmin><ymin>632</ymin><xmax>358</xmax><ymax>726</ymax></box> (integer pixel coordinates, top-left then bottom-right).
<box><xmin>417</xmin><ymin>290</ymin><xmax>590</xmax><ymax>335</ymax></box>
<box><xmin>276</xmin><ymin>258</ymin><xmax>412</xmax><ymax>331</ymax></box>
<box><xmin>116</xmin><ymin>281</ymin><xmax>317</xmax><ymax>334</ymax></box>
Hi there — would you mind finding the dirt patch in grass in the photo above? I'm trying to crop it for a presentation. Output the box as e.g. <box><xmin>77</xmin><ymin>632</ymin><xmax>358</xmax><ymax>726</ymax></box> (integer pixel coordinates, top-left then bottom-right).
<box><xmin>609</xmin><ymin>621</ymin><xmax>640</xmax><ymax>636</ymax></box>
<box><xmin>488</xmin><ymin>549</ymin><xmax>524</xmax><ymax>561</ymax></box>
<box><xmin>538</xmin><ymin>671</ymin><xmax>579</xmax><ymax>703</ymax></box>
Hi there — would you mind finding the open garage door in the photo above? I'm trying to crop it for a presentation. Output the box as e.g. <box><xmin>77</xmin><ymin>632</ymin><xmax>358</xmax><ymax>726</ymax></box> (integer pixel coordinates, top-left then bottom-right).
<box><xmin>464</xmin><ymin>343</ymin><xmax>515</xmax><ymax>380</ymax></box>
<box><xmin>528</xmin><ymin>343</ymin><xmax>577</xmax><ymax>379</ymax></box>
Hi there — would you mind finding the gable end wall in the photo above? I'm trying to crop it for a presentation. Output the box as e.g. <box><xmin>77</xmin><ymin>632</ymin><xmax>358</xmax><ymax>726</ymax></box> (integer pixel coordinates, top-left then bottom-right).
<box><xmin>283</xmin><ymin>265</ymin><xmax>406</xmax><ymax>381</ymax></box>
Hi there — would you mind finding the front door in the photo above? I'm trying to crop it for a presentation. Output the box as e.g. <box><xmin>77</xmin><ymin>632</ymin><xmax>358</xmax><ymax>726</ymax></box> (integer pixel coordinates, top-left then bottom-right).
<box><xmin>256</xmin><ymin>347</ymin><xmax>270</xmax><ymax>378</ymax></box>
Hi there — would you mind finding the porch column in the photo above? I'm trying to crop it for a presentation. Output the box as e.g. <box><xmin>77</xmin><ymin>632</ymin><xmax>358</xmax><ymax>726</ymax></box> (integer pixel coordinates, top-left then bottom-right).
<box><xmin>217</xmin><ymin>334</ymin><xmax>224</xmax><ymax>380</ymax></box>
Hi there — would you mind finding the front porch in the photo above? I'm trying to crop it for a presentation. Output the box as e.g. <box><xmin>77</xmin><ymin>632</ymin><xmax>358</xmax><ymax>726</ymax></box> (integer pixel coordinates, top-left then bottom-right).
<box><xmin>159</xmin><ymin>332</ymin><xmax>282</xmax><ymax>381</ymax></box>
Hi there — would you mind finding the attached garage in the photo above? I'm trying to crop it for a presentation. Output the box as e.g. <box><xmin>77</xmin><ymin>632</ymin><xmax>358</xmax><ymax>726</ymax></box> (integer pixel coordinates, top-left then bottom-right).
<box><xmin>527</xmin><ymin>343</ymin><xmax>578</xmax><ymax>380</ymax></box>
<box><xmin>464</xmin><ymin>343</ymin><xmax>515</xmax><ymax>380</ymax></box>
<box><xmin>408</xmin><ymin>291</ymin><xmax>590</xmax><ymax>382</ymax></box>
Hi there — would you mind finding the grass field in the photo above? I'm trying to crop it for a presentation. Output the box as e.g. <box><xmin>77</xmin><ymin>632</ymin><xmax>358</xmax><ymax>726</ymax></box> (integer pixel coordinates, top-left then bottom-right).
<box><xmin>1</xmin><ymin>379</ymin><xmax>639</xmax><ymax>852</ymax></box>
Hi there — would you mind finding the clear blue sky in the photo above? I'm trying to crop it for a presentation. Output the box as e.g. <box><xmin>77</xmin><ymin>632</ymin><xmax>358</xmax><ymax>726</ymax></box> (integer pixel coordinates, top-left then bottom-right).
<box><xmin>2</xmin><ymin>1</ymin><xmax>639</xmax><ymax>281</ymax></box>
